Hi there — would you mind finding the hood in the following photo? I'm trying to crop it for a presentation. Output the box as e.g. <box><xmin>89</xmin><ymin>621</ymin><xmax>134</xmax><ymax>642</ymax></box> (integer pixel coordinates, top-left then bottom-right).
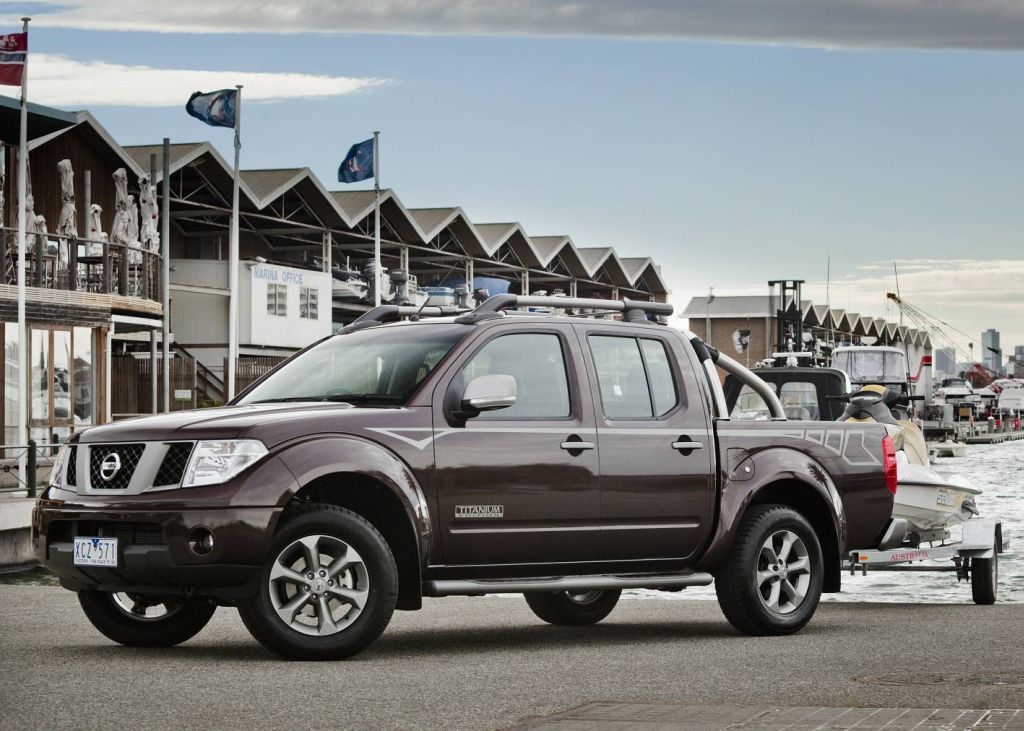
<box><xmin>75</xmin><ymin>402</ymin><xmax>388</xmax><ymax>446</ymax></box>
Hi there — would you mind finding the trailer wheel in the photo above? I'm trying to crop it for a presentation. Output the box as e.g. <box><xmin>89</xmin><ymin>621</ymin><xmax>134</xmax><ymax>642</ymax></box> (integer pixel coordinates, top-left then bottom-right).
<box><xmin>971</xmin><ymin>552</ymin><xmax>998</xmax><ymax>605</ymax></box>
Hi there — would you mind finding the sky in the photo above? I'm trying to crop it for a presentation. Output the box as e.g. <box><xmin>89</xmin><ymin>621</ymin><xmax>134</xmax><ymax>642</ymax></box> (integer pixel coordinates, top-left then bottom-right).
<box><xmin>2</xmin><ymin>1</ymin><xmax>1023</xmax><ymax>359</ymax></box>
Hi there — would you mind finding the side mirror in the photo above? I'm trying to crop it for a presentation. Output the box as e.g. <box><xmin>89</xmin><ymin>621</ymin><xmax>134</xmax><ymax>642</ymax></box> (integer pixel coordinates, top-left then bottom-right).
<box><xmin>460</xmin><ymin>374</ymin><xmax>517</xmax><ymax>417</ymax></box>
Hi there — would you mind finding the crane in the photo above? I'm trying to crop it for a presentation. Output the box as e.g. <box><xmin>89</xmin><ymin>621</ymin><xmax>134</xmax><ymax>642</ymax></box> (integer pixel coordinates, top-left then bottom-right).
<box><xmin>885</xmin><ymin>292</ymin><xmax>990</xmax><ymax>387</ymax></box>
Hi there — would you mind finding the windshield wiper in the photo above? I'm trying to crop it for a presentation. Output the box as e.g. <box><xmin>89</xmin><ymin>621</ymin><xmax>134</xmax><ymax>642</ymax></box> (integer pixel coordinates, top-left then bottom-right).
<box><xmin>249</xmin><ymin>397</ymin><xmax>325</xmax><ymax>404</ymax></box>
<box><xmin>250</xmin><ymin>394</ymin><xmax>406</xmax><ymax>405</ymax></box>
<box><xmin>320</xmin><ymin>394</ymin><xmax>406</xmax><ymax>404</ymax></box>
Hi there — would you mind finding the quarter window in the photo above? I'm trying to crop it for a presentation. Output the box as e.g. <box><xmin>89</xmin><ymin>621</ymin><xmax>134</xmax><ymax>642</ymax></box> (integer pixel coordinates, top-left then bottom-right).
<box><xmin>299</xmin><ymin>286</ymin><xmax>319</xmax><ymax>320</ymax></box>
<box><xmin>460</xmin><ymin>333</ymin><xmax>570</xmax><ymax>419</ymax></box>
<box><xmin>266</xmin><ymin>284</ymin><xmax>287</xmax><ymax>317</ymax></box>
<box><xmin>589</xmin><ymin>336</ymin><xmax>679</xmax><ymax>419</ymax></box>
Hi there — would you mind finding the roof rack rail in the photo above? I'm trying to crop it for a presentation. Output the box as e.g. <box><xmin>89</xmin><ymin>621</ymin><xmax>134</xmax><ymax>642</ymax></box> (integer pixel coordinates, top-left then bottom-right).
<box><xmin>341</xmin><ymin>304</ymin><xmax>470</xmax><ymax>332</ymax></box>
<box><xmin>456</xmin><ymin>294</ymin><xmax>673</xmax><ymax>324</ymax></box>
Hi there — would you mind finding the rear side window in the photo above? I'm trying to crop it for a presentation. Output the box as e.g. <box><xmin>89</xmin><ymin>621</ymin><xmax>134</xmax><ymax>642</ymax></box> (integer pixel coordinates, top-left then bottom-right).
<box><xmin>461</xmin><ymin>333</ymin><xmax>571</xmax><ymax>419</ymax></box>
<box><xmin>589</xmin><ymin>335</ymin><xmax>679</xmax><ymax>419</ymax></box>
<box><xmin>779</xmin><ymin>381</ymin><xmax>819</xmax><ymax>420</ymax></box>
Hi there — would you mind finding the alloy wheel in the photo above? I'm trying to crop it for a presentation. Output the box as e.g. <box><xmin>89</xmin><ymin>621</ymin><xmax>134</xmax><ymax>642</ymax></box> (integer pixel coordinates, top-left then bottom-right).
<box><xmin>267</xmin><ymin>534</ymin><xmax>369</xmax><ymax>636</ymax></box>
<box><xmin>756</xmin><ymin>529</ymin><xmax>811</xmax><ymax>615</ymax></box>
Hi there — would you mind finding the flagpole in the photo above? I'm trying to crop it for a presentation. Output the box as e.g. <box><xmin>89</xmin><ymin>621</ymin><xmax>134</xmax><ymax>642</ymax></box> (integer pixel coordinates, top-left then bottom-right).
<box><xmin>16</xmin><ymin>16</ymin><xmax>29</xmax><ymax>480</ymax></box>
<box><xmin>227</xmin><ymin>85</ymin><xmax>241</xmax><ymax>402</ymax></box>
<box><xmin>373</xmin><ymin>130</ymin><xmax>380</xmax><ymax>307</ymax></box>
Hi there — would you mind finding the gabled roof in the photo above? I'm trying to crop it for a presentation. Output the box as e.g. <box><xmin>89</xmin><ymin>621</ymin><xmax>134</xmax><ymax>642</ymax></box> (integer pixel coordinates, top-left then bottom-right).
<box><xmin>474</xmin><ymin>222</ymin><xmax>520</xmax><ymax>252</ymax></box>
<box><xmin>407</xmin><ymin>207</ymin><xmax>488</xmax><ymax>256</ymax></box>
<box><xmin>620</xmin><ymin>257</ymin><xmax>669</xmax><ymax>295</ymax></box>
<box><xmin>124</xmin><ymin>141</ymin><xmax>259</xmax><ymax>207</ymax></box>
<box><xmin>30</xmin><ymin>111</ymin><xmax>144</xmax><ymax>178</ymax></box>
<box><xmin>529</xmin><ymin>236</ymin><xmax>572</xmax><ymax>267</ymax></box>
<box><xmin>578</xmin><ymin>247</ymin><xmax>631</xmax><ymax>287</ymax></box>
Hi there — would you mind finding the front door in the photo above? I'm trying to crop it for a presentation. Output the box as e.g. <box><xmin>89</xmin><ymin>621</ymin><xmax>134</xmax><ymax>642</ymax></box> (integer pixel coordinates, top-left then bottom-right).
<box><xmin>432</xmin><ymin>323</ymin><xmax>601</xmax><ymax>567</ymax></box>
<box><xmin>576</xmin><ymin>325</ymin><xmax>716</xmax><ymax>561</ymax></box>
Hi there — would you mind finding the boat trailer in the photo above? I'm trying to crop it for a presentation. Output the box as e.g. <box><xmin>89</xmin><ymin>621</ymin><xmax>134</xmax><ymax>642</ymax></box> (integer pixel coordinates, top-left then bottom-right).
<box><xmin>844</xmin><ymin>518</ymin><xmax>1010</xmax><ymax>605</ymax></box>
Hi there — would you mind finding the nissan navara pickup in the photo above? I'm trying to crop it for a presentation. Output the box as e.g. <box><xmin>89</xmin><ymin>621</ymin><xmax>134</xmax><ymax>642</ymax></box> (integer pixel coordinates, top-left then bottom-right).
<box><xmin>34</xmin><ymin>295</ymin><xmax>896</xmax><ymax>660</ymax></box>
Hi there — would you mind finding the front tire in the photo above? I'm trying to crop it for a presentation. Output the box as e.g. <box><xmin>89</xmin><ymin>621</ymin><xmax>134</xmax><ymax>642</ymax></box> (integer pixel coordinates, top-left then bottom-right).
<box><xmin>238</xmin><ymin>504</ymin><xmax>398</xmax><ymax>660</ymax></box>
<box><xmin>715</xmin><ymin>504</ymin><xmax>824</xmax><ymax>636</ymax></box>
<box><xmin>524</xmin><ymin>589</ymin><xmax>621</xmax><ymax>625</ymax></box>
<box><xmin>78</xmin><ymin>590</ymin><xmax>215</xmax><ymax>647</ymax></box>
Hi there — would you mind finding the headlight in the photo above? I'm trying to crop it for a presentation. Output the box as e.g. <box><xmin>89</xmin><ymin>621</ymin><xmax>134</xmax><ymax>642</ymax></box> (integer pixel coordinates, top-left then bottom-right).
<box><xmin>182</xmin><ymin>439</ymin><xmax>268</xmax><ymax>488</ymax></box>
<box><xmin>48</xmin><ymin>443</ymin><xmax>72</xmax><ymax>488</ymax></box>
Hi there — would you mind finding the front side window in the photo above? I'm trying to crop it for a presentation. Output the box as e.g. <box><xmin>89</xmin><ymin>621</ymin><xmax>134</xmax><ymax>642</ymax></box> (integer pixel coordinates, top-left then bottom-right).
<box><xmin>460</xmin><ymin>333</ymin><xmax>570</xmax><ymax>419</ymax></box>
<box><xmin>589</xmin><ymin>335</ymin><xmax>679</xmax><ymax>419</ymax></box>
<box><xmin>266</xmin><ymin>284</ymin><xmax>287</xmax><ymax>317</ymax></box>
<box><xmin>238</xmin><ymin>324</ymin><xmax>466</xmax><ymax>405</ymax></box>
<box><xmin>299</xmin><ymin>286</ymin><xmax>319</xmax><ymax>320</ymax></box>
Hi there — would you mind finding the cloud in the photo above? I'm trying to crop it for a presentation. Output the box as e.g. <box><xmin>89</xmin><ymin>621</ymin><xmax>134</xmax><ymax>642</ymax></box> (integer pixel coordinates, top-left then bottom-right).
<box><xmin>9</xmin><ymin>0</ymin><xmax>1024</xmax><ymax>50</ymax></box>
<box><xmin>23</xmin><ymin>53</ymin><xmax>385</xmax><ymax>107</ymax></box>
<box><xmin>671</xmin><ymin>259</ymin><xmax>1024</xmax><ymax>355</ymax></box>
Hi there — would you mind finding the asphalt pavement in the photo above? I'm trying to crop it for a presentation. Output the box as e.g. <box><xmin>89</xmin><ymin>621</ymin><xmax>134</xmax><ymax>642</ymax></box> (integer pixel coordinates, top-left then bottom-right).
<box><xmin>1</xmin><ymin>586</ymin><xmax>1023</xmax><ymax>730</ymax></box>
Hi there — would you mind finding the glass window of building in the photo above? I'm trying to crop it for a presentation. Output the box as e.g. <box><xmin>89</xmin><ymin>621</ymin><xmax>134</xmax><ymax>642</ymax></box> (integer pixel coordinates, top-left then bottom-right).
<box><xmin>267</xmin><ymin>284</ymin><xmax>287</xmax><ymax>316</ymax></box>
<box><xmin>299</xmin><ymin>286</ymin><xmax>319</xmax><ymax>320</ymax></box>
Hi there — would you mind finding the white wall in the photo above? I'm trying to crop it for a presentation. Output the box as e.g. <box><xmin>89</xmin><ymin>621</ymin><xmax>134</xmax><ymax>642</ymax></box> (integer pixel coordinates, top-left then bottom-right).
<box><xmin>245</xmin><ymin>262</ymin><xmax>332</xmax><ymax>349</ymax></box>
<box><xmin>169</xmin><ymin>259</ymin><xmax>331</xmax><ymax>372</ymax></box>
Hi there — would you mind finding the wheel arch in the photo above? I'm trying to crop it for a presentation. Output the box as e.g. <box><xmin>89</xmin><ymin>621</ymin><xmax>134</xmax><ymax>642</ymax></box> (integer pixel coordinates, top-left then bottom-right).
<box><xmin>747</xmin><ymin>479</ymin><xmax>843</xmax><ymax>593</ymax></box>
<box><xmin>274</xmin><ymin>436</ymin><xmax>431</xmax><ymax>610</ymax></box>
<box><xmin>698</xmin><ymin>448</ymin><xmax>846</xmax><ymax>593</ymax></box>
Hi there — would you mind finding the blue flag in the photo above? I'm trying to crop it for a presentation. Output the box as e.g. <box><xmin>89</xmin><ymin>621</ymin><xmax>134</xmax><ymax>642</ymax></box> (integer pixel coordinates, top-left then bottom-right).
<box><xmin>186</xmin><ymin>89</ymin><xmax>237</xmax><ymax>128</ymax></box>
<box><xmin>338</xmin><ymin>138</ymin><xmax>375</xmax><ymax>183</ymax></box>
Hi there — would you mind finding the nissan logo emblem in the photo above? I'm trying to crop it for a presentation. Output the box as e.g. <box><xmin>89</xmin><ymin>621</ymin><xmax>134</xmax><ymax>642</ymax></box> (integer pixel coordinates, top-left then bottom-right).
<box><xmin>99</xmin><ymin>452</ymin><xmax>121</xmax><ymax>481</ymax></box>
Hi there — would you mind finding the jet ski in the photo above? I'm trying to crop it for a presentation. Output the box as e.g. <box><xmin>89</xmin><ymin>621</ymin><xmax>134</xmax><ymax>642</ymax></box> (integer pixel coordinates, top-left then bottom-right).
<box><xmin>839</xmin><ymin>384</ymin><xmax>980</xmax><ymax>544</ymax></box>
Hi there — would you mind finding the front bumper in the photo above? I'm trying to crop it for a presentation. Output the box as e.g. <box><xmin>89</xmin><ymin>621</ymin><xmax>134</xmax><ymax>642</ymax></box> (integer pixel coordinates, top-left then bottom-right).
<box><xmin>34</xmin><ymin>505</ymin><xmax>282</xmax><ymax>601</ymax></box>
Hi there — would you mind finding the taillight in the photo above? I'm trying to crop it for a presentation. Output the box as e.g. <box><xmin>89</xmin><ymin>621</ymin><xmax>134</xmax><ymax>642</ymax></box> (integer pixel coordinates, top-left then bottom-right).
<box><xmin>882</xmin><ymin>435</ymin><xmax>898</xmax><ymax>496</ymax></box>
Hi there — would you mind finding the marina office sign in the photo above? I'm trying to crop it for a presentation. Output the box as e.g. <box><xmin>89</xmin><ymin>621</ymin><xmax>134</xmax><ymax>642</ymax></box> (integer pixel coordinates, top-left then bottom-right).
<box><xmin>251</xmin><ymin>264</ymin><xmax>305</xmax><ymax>287</ymax></box>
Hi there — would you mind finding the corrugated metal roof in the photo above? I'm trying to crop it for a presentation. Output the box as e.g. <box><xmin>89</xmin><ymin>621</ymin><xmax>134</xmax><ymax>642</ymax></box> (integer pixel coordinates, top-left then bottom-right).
<box><xmin>331</xmin><ymin>189</ymin><xmax>380</xmax><ymax>220</ymax></box>
<box><xmin>530</xmin><ymin>236</ymin><xmax>569</xmax><ymax>264</ymax></box>
<box><xmin>475</xmin><ymin>222</ymin><xmax>518</xmax><ymax>249</ymax></box>
<box><xmin>240</xmin><ymin>169</ymin><xmax>305</xmax><ymax>202</ymax></box>
<box><xmin>123</xmin><ymin>142</ymin><xmax>205</xmax><ymax>175</ymax></box>
<box><xmin>409</xmin><ymin>208</ymin><xmax>458</xmax><ymax>238</ymax></box>
<box><xmin>680</xmin><ymin>296</ymin><xmax>773</xmax><ymax>318</ymax></box>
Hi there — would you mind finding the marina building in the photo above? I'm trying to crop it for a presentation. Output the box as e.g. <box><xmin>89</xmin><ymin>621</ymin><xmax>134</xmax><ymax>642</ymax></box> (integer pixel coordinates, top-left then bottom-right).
<box><xmin>681</xmin><ymin>293</ymin><xmax>933</xmax><ymax>381</ymax></box>
<box><xmin>0</xmin><ymin>97</ymin><xmax>670</xmax><ymax>453</ymax></box>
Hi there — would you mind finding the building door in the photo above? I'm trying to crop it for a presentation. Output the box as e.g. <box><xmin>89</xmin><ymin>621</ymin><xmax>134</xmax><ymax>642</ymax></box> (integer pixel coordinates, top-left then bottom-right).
<box><xmin>431</xmin><ymin>324</ymin><xmax>601</xmax><ymax>567</ymax></box>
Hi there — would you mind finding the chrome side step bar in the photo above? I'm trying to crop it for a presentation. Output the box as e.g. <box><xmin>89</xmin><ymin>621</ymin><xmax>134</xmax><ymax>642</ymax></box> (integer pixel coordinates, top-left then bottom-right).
<box><xmin>423</xmin><ymin>572</ymin><xmax>714</xmax><ymax>597</ymax></box>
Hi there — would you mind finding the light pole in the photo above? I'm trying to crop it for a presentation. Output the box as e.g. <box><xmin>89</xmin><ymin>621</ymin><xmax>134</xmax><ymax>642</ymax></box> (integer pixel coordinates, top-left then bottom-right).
<box><xmin>705</xmin><ymin>287</ymin><xmax>715</xmax><ymax>345</ymax></box>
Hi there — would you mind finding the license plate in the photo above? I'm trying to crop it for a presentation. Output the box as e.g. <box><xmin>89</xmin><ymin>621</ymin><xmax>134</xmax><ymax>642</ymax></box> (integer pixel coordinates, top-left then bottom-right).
<box><xmin>73</xmin><ymin>537</ymin><xmax>118</xmax><ymax>567</ymax></box>
<box><xmin>936</xmin><ymin>489</ymin><xmax>957</xmax><ymax>508</ymax></box>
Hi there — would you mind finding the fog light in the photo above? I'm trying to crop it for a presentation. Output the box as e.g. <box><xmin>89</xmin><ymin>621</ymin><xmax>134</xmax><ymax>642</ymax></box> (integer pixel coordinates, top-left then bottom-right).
<box><xmin>188</xmin><ymin>527</ymin><xmax>215</xmax><ymax>556</ymax></box>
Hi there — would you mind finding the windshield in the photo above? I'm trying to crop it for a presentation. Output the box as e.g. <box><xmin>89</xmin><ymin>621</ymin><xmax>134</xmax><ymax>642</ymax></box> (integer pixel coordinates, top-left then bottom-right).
<box><xmin>942</xmin><ymin>378</ymin><xmax>967</xmax><ymax>387</ymax></box>
<box><xmin>237</xmin><ymin>324</ymin><xmax>466</xmax><ymax>405</ymax></box>
<box><xmin>833</xmin><ymin>350</ymin><xmax>907</xmax><ymax>384</ymax></box>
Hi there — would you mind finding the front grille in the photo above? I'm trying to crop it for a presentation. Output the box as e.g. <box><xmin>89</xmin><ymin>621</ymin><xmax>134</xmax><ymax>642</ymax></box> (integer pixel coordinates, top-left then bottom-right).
<box><xmin>65</xmin><ymin>446</ymin><xmax>77</xmax><ymax>487</ymax></box>
<box><xmin>88</xmin><ymin>444</ymin><xmax>145</xmax><ymax>490</ymax></box>
<box><xmin>48</xmin><ymin>520</ymin><xmax>165</xmax><ymax>545</ymax></box>
<box><xmin>154</xmin><ymin>442</ymin><xmax>194</xmax><ymax>486</ymax></box>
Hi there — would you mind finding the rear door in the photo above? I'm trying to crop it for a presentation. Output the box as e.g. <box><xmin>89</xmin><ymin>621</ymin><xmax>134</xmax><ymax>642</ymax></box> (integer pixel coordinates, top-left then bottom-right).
<box><xmin>431</xmin><ymin>323</ymin><xmax>602</xmax><ymax>566</ymax></box>
<box><xmin>576</xmin><ymin>324</ymin><xmax>716</xmax><ymax>560</ymax></box>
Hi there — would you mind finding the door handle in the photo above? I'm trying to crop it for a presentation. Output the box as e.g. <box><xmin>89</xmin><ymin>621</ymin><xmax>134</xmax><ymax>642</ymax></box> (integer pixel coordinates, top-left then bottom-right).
<box><xmin>671</xmin><ymin>440</ymin><xmax>704</xmax><ymax>452</ymax></box>
<box><xmin>560</xmin><ymin>440</ymin><xmax>595</xmax><ymax>451</ymax></box>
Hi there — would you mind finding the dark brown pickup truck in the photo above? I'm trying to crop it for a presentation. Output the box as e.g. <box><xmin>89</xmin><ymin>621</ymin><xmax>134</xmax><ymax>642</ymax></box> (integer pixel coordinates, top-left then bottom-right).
<box><xmin>33</xmin><ymin>295</ymin><xmax>895</xmax><ymax>660</ymax></box>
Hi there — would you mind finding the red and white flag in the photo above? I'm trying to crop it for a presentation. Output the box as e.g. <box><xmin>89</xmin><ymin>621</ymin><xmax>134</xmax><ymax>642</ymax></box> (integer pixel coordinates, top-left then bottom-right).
<box><xmin>0</xmin><ymin>32</ymin><xmax>27</xmax><ymax>87</ymax></box>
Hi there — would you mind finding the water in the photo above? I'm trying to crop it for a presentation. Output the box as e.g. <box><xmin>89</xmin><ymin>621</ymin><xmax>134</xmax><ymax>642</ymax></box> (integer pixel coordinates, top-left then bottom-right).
<box><xmin>633</xmin><ymin>439</ymin><xmax>1024</xmax><ymax>604</ymax></box>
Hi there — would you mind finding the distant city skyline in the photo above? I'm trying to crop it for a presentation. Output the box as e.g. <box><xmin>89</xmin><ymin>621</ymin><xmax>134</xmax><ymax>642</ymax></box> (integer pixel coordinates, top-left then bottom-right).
<box><xmin>2</xmin><ymin>2</ymin><xmax>1022</xmax><ymax>349</ymax></box>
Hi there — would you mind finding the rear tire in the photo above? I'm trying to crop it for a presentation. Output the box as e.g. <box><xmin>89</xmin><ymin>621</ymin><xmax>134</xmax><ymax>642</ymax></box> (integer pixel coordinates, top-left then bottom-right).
<box><xmin>238</xmin><ymin>503</ymin><xmax>398</xmax><ymax>660</ymax></box>
<box><xmin>971</xmin><ymin>553</ymin><xmax>998</xmax><ymax>605</ymax></box>
<box><xmin>78</xmin><ymin>590</ymin><xmax>215</xmax><ymax>647</ymax></box>
<box><xmin>715</xmin><ymin>504</ymin><xmax>824</xmax><ymax>636</ymax></box>
<box><xmin>524</xmin><ymin>589</ymin><xmax>621</xmax><ymax>625</ymax></box>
